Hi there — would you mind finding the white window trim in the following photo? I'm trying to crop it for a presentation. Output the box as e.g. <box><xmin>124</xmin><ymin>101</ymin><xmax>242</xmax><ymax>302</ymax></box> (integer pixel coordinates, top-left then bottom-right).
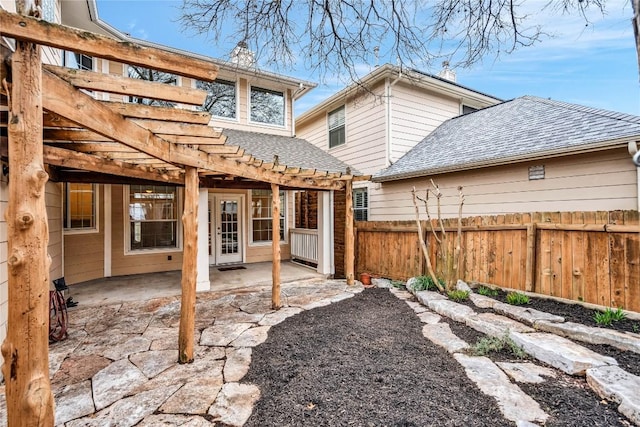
<box><xmin>353</xmin><ymin>186</ymin><xmax>369</xmax><ymax>221</ymax></box>
<box><xmin>248</xmin><ymin>189</ymin><xmax>288</xmax><ymax>246</ymax></box>
<box><xmin>123</xmin><ymin>186</ymin><xmax>183</xmax><ymax>255</ymax></box>
<box><xmin>248</xmin><ymin>84</ymin><xmax>287</xmax><ymax>129</ymax></box>
<box><xmin>327</xmin><ymin>105</ymin><xmax>346</xmax><ymax>149</ymax></box>
<box><xmin>63</xmin><ymin>183</ymin><xmax>100</xmax><ymax>235</ymax></box>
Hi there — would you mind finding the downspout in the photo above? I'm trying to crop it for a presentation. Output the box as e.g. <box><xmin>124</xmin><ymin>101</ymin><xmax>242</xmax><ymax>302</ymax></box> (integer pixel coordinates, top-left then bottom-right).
<box><xmin>629</xmin><ymin>140</ymin><xmax>640</xmax><ymax>212</ymax></box>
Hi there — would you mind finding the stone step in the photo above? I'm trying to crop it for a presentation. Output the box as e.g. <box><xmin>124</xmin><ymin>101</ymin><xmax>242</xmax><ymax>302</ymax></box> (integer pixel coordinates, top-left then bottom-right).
<box><xmin>509</xmin><ymin>331</ymin><xmax>618</xmax><ymax>376</ymax></box>
<box><xmin>454</xmin><ymin>354</ymin><xmax>549</xmax><ymax>425</ymax></box>
<box><xmin>422</xmin><ymin>323</ymin><xmax>469</xmax><ymax>354</ymax></box>
<box><xmin>536</xmin><ymin>320</ymin><xmax>640</xmax><ymax>354</ymax></box>
<box><xmin>587</xmin><ymin>365</ymin><xmax>640</xmax><ymax>426</ymax></box>
<box><xmin>492</xmin><ymin>301</ymin><xmax>565</xmax><ymax>326</ymax></box>
<box><xmin>465</xmin><ymin>313</ymin><xmax>534</xmax><ymax>337</ymax></box>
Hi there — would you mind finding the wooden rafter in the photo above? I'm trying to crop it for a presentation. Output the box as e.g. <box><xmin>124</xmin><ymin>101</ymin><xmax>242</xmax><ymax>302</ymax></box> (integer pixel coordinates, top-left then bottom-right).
<box><xmin>131</xmin><ymin>119</ymin><xmax>222</xmax><ymax>138</ymax></box>
<box><xmin>103</xmin><ymin>101</ymin><xmax>211</xmax><ymax>124</ymax></box>
<box><xmin>0</xmin><ymin>9</ymin><xmax>218</xmax><ymax>81</ymax></box>
<box><xmin>44</xmin><ymin>65</ymin><xmax>208</xmax><ymax>106</ymax></box>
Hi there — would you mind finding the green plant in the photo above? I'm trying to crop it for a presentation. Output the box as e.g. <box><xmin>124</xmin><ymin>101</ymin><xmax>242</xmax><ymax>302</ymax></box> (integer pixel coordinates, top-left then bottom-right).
<box><xmin>469</xmin><ymin>335</ymin><xmax>527</xmax><ymax>359</ymax></box>
<box><xmin>477</xmin><ymin>286</ymin><xmax>498</xmax><ymax>297</ymax></box>
<box><xmin>413</xmin><ymin>275</ymin><xmax>445</xmax><ymax>292</ymax></box>
<box><xmin>447</xmin><ymin>290</ymin><xmax>470</xmax><ymax>302</ymax></box>
<box><xmin>390</xmin><ymin>280</ymin><xmax>405</xmax><ymax>289</ymax></box>
<box><xmin>593</xmin><ymin>307</ymin><xmax>627</xmax><ymax>327</ymax></box>
<box><xmin>633</xmin><ymin>324</ymin><xmax>639</xmax><ymax>333</ymax></box>
<box><xmin>505</xmin><ymin>292</ymin><xmax>530</xmax><ymax>306</ymax></box>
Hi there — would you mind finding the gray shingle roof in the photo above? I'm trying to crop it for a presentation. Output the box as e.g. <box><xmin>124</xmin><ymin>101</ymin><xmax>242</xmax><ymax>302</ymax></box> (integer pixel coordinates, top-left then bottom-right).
<box><xmin>373</xmin><ymin>95</ymin><xmax>640</xmax><ymax>182</ymax></box>
<box><xmin>223</xmin><ymin>129</ymin><xmax>358</xmax><ymax>175</ymax></box>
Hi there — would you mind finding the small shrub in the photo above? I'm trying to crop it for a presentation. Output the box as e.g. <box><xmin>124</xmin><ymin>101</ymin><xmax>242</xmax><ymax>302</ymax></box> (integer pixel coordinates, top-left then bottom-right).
<box><xmin>594</xmin><ymin>307</ymin><xmax>627</xmax><ymax>327</ymax></box>
<box><xmin>390</xmin><ymin>280</ymin><xmax>405</xmax><ymax>289</ymax></box>
<box><xmin>447</xmin><ymin>290</ymin><xmax>470</xmax><ymax>302</ymax></box>
<box><xmin>469</xmin><ymin>335</ymin><xmax>527</xmax><ymax>359</ymax></box>
<box><xmin>506</xmin><ymin>292</ymin><xmax>530</xmax><ymax>306</ymax></box>
<box><xmin>413</xmin><ymin>275</ymin><xmax>445</xmax><ymax>291</ymax></box>
<box><xmin>477</xmin><ymin>286</ymin><xmax>498</xmax><ymax>297</ymax></box>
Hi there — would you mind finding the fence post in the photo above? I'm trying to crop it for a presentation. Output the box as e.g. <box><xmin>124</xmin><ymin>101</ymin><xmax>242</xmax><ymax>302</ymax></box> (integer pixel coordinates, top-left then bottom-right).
<box><xmin>525</xmin><ymin>223</ymin><xmax>537</xmax><ymax>292</ymax></box>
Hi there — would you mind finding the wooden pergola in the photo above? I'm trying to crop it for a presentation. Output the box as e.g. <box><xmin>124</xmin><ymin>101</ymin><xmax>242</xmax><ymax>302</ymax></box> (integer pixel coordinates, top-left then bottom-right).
<box><xmin>0</xmin><ymin>5</ymin><xmax>358</xmax><ymax>425</ymax></box>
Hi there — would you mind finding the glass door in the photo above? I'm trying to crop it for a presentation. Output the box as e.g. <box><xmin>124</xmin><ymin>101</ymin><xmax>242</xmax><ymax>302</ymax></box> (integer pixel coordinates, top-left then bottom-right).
<box><xmin>212</xmin><ymin>195</ymin><xmax>243</xmax><ymax>264</ymax></box>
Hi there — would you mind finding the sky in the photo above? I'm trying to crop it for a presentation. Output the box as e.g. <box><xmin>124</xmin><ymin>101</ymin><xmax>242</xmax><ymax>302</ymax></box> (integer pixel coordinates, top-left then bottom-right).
<box><xmin>96</xmin><ymin>0</ymin><xmax>640</xmax><ymax>117</ymax></box>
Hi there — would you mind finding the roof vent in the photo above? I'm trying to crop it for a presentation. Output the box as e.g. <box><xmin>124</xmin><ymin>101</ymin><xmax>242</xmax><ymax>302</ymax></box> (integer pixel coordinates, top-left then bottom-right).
<box><xmin>230</xmin><ymin>41</ymin><xmax>256</xmax><ymax>67</ymax></box>
<box><xmin>438</xmin><ymin>61</ymin><xmax>456</xmax><ymax>82</ymax></box>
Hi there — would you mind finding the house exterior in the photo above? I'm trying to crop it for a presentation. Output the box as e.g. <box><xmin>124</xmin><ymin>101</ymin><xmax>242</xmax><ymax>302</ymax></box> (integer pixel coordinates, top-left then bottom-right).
<box><xmin>372</xmin><ymin>96</ymin><xmax>640</xmax><ymax>218</ymax></box>
<box><xmin>0</xmin><ymin>0</ymin><xmax>358</xmax><ymax>358</ymax></box>
<box><xmin>295</xmin><ymin>64</ymin><xmax>502</xmax><ymax>221</ymax></box>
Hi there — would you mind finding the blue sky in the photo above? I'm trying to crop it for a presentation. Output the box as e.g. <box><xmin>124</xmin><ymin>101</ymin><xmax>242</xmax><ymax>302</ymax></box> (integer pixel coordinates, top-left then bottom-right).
<box><xmin>96</xmin><ymin>0</ymin><xmax>640</xmax><ymax>116</ymax></box>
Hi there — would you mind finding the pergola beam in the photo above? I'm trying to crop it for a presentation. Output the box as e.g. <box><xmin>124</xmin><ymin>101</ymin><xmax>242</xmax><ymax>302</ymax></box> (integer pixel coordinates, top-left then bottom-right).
<box><xmin>0</xmin><ymin>9</ymin><xmax>218</xmax><ymax>81</ymax></box>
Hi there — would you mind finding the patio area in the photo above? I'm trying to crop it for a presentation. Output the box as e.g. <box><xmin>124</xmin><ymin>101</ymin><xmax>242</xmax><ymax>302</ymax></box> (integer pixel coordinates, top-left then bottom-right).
<box><xmin>65</xmin><ymin>261</ymin><xmax>325</xmax><ymax>307</ymax></box>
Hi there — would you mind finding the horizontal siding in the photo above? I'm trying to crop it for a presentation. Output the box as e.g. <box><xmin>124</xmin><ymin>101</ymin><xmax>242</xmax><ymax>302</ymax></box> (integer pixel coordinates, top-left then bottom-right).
<box><xmin>390</xmin><ymin>81</ymin><xmax>460</xmax><ymax>162</ymax></box>
<box><xmin>370</xmin><ymin>148</ymin><xmax>637</xmax><ymax>220</ymax></box>
<box><xmin>46</xmin><ymin>182</ymin><xmax>63</xmax><ymax>281</ymax></box>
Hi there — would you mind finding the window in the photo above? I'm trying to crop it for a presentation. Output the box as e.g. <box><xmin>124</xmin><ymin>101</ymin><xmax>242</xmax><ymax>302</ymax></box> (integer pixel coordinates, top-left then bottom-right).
<box><xmin>128</xmin><ymin>185</ymin><xmax>179</xmax><ymax>251</ymax></box>
<box><xmin>353</xmin><ymin>188</ymin><xmax>368</xmax><ymax>221</ymax></box>
<box><xmin>127</xmin><ymin>65</ymin><xmax>177</xmax><ymax>107</ymax></box>
<box><xmin>328</xmin><ymin>106</ymin><xmax>345</xmax><ymax>148</ymax></box>
<box><xmin>250</xmin><ymin>86</ymin><xmax>284</xmax><ymax>126</ymax></box>
<box><xmin>251</xmin><ymin>190</ymin><xmax>285</xmax><ymax>242</ymax></box>
<box><xmin>63</xmin><ymin>52</ymin><xmax>93</xmax><ymax>71</ymax></box>
<box><xmin>63</xmin><ymin>183</ymin><xmax>97</xmax><ymax>231</ymax></box>
<box><xmin>198</xmin><ymin>79</ymin><xmax>237</xmax><ymax>119</ymax></box>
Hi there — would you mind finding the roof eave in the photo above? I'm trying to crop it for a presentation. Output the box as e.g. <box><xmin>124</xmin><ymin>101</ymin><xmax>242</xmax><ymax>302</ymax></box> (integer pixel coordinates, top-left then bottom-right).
<box><xmin>372</xmin><ymin>138</ymin><xmax>635</xmax><ymax>183</ymax></box>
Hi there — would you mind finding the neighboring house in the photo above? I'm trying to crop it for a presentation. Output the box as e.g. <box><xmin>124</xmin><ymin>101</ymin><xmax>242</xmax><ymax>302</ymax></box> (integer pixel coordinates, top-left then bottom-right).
<box><xmin>296</xmin><ymin>64</ymin><xmax>501</xmax><ymax>221</ymax></box>
<box><xmin>372</xmin><ymin>96</ymin><xmax>640</xmax><ymax>218</ymax></box>
<box><xmin>0</xmin><ymin>0</ymin><xmax>358</xmax><ymax>352</ymax></box>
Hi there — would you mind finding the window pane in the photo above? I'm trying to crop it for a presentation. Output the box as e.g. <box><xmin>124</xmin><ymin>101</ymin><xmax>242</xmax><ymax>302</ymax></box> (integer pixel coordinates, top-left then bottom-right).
<box><xmin>353</xmin><ymin>188</ymin><xmax>368</xmax><ymax>221</ymax></box>
<box><xmin>130</xmin><ymin>221</ymin><xmax>177</xmax><ymax>250</ymax></box>
<box><xmin>250</xmin><ymin>87</ymin><xmax>284</xmax><ymax>126</ymax></box>
<box><xmin>329</xmin><ymin>127</ymin><xmax>345</xmax><ymax>148</ymax></box>
<box><xmin>251</xmin><ymin>189</ymin><xmax>285</xmax><ymax>242</ymax></box>
<box><xmin>129</xmin><ymin>185</ymin><xmax>178</xmax><ymax>250</ymax></box>
<box><xmin>198</xmin><ymin>79</ymin><xmax>236</xmax><ymax>119</ymax></box>
<box><xmin>64</xmin><ymin>183</ymin><xmax>95</xmax><ymax>230</ymax></box>
<box><xmin>328</xmin><ymin>106</ymin><xmax>345</xmax><ymax>147</ymax></box>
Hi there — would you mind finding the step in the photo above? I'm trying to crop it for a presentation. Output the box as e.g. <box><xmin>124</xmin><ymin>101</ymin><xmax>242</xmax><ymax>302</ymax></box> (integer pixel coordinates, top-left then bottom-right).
<box><xmin>465</xmin><ymin>313</ymin><xmax>534</xmax><ymax>337</ymax></box>
<box><xmin>493</xmin><ymin>302</ymin><xmax>565</xmax><ymax>326</ymax></box>
<box><xmin>536</xmin><ymin>320</ymin><xmax>640</xmax><ymax>354</ymax></box>
<box><xmin>509</xmin><ymin>331</ymin><xmax>618</xmax><ymax>376</ymax></box>
<box><xmin>587</xmin><ymin>365</ymin><xmax>640</xmax><ymax>425</ymax></box>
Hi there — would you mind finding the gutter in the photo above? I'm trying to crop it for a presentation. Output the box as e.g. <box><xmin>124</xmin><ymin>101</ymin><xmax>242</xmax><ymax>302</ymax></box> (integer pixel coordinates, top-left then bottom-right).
<box><xmin>373</xmin><ymin>138</ymin><xmax>635</xmax><ymax>183</ymax></box>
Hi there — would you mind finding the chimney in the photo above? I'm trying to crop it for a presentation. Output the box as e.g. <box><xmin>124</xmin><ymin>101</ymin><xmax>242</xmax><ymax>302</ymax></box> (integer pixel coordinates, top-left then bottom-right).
<box><xmin>230</xmin><ymin>41</ymin><xmax>256</xmax><ymax>67</ymax></box>
<box><xmin>438</xmin><ymin>61</ymin><xmax>456</xmax><ymax>82</ymax></box>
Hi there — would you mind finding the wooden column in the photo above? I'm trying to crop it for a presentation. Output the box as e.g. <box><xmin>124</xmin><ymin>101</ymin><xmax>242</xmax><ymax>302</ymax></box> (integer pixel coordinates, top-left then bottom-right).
<box><xmin>2</xmin><ymin>11</ymin><xmax>55</xmax><ymax>425</ymax></box>
<box><xmin>345</xmin><ymin>180</ymin><xmax>355</xmax><ymax>285</ymax></box>
<box><xmin>178</xmin><ymin>166</ymin><xmax>198</xmax><ymax>363</ymax></box>
<box><xmin>271</xmin><ymin>184</ymin><xmax>281</xmax><ymax>309</ymax></box>
<box><xmin>525</xmin><ymin>223</ymin><xmax>537</xmax><ymax>292</ymax></box>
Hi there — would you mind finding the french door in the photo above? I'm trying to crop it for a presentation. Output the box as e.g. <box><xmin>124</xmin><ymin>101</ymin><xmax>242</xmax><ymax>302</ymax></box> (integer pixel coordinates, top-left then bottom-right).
<box><xmin>209</xmin><ymin>195</ymin><xmax>243</xmax><ymax>264</ymax></box>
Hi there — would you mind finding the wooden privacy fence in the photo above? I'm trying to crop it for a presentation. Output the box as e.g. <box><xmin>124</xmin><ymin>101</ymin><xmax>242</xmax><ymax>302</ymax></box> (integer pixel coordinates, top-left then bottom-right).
<box><xmin>355</xmin><ymin>210</ymin><xmax>640</xmax><ymax>312</ymax></box>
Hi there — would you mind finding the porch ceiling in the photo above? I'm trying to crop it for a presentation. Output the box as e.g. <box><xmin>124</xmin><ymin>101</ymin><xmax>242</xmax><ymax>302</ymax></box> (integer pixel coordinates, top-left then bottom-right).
<box><xmin>0</xmin><ymin>9</ymin><xmax>364</xmax><ymax>191</ymax></box>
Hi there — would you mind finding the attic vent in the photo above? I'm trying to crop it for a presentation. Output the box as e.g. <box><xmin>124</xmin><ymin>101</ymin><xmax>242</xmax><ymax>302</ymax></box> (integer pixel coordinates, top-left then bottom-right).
<box><xmin>529</xmin><ymin>165</ymin><xmax>545</xmax><ymax>180</ymax></box>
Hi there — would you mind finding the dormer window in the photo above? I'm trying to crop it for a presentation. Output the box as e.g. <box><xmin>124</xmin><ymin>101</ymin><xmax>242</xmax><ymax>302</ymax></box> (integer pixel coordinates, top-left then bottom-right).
<box><xmin>198</xmin><ymin>79</ymin><xmax>237</xmax><ymax>119</ymax></box>
<box><xmin>250</xmin><ymin>86</ymin><xmax>284</xmax><ymax>126</ymax></box>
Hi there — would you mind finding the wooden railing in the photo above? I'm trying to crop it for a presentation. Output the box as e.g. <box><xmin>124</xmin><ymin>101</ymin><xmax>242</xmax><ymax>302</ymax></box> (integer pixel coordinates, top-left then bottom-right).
<box><xmin>290</xmin><ymin>228</ymin><xmax>319</xmax><ymax>264</ymax></box>
<box><xmin>355</xmin><ymin>210</ymin><xmax>640</xmax><ymax>312</ymax></box>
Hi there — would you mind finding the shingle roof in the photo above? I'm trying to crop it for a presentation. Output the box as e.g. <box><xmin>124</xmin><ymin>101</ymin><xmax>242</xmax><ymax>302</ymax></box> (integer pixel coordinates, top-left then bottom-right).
<box><xmin>373</xmin><ymin>95</ymin><xmax>640</xmax><ymax>182</ymax></box>
<box><xmin>223</xmin><ymin>129</ymin><xmax>358</xmax><ymax>175</ymax></box>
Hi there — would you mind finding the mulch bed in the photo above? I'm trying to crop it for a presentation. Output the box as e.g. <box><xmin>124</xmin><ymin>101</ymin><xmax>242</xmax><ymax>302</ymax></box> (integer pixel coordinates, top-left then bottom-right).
<box><xmin>243</xmin><ymin>288</ymin><xmax>632</xmax><ymax>426</ymax></box>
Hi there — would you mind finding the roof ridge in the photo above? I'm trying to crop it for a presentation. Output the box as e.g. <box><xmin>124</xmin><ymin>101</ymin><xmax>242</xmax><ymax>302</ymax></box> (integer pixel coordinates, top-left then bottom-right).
<box><xmin>522</xmin><ymin>95</ymin><xmax>640</xmax><ymax>125</ymax></box>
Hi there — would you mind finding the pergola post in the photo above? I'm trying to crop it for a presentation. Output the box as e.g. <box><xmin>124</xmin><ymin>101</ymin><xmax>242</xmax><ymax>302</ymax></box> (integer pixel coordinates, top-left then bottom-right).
<box><xmin>1</xmin><ymin>5</ymin><xmax>55</xmax><ymax>424</ymax></box>
<box><xmin>178</xmin><ymin>166</ymin><xmax>198</xmax><ymax>363</ymax></box>
<box><xmin>345</xmin><ymin>180</ymin><xmax>355</xmax><ymax>285</ymax></box>
<box><xmin>271</xmin><ymin>183</ymin><xmax>281</xmax><ymax>309</ymax></box>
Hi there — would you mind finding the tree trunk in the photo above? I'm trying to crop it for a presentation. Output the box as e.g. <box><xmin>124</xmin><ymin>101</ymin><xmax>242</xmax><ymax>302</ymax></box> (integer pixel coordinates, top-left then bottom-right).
<box><xmin>178</xmin><ymin>166</ymin><xmax>198</xmax><ymax>363</ymax></box>
<box><xmin>2</xmin><ymin>32</ymin><xmax>55</xmax><ymax>426</ymax></box>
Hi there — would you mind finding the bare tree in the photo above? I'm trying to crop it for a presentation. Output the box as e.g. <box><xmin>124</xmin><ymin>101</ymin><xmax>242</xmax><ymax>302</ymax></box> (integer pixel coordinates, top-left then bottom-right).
<box><xmin>179</xmin><ymin>0</ymin><xmax>611</xmax><ymax>81</ymax></box>
<box><xmin>127</xmin><ymin>65</ymin><xmax>177</xmax><ymax>107</ymax></box>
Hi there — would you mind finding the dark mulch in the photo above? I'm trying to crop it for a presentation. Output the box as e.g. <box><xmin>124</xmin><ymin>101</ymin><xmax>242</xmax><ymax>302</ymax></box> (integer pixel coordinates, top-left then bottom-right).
<box><xmin>442</xmin><ymin>317</ymin><xmax>631</xmax><ymax>426</ymax></box>
<box><xmin>244</xmin><ymin>288</ymin><xmax>509</xmax><ymax>426</ymax></box>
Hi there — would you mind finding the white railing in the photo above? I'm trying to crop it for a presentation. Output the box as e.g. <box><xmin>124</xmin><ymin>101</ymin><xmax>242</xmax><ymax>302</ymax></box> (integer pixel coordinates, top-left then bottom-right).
<box><xmin>289</xmin><ymin>228</ymin><xmax>318</xmax><ymax>264</ymax></box>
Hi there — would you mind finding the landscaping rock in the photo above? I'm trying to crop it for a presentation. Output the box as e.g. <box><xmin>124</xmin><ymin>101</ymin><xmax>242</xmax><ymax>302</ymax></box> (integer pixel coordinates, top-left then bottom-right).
<box><xmin>224</xmin><ymin>347</ymin><xmax>252</xmax><ymax>382</ymax></box>
<box><xmin>372</xmin><ymin>278</ymin><xmax>391</xmax><ymax>288</ymax></box>
<box><xmin>389</xmin><ymin>287</ymin><xmax>412</xmax><ymax>300</ymax></box>
<box><xmin>587</xmin><ymin>365</ymin><xmax>640</xmax><ymax>425</ymax></box>
<box><xmin>405</xmin><ymin>277</ymin><xmax>419</xmax><ymax>293</ymax></box>
<box><xmin>415</xmin><ymin>290</ymin><xmax>447</xmax><ymax>305</ymax></box>
<box><xmin>454</xmin><ymin>354</ymin><xmax>548</xmax><ymax>424</ymax></box>
<box><xmin>130</xmin><ymin>350</ymin><xmax>177</xmax><ymax>378</ymax></box>
<box><xmin>208</xmin><ymin>382</ymin><xmax>261</xmax><ymax>426</ymax></box>
<box><xmin>456</xmin><ymin>280</ymin><xmax>471</xmax><ymax>292</ymax></box>
<box><xmin>469</xmin><ymin>293</ymin><xmax>498</xmax><ymax>309</ymax></box>
<box><xmin>417</xmin><ymin>311</ymin><xmax>441</xmax><ymax>324</ymax></box>
<box><xmin>54</xmin><ymin>380</ymin><xmax>95</xmax><ymax>425</ymax></box>
<box><xmin>427</xmin><ymin>299</ymin><xmax>476</xmax><ymax>323</ymax></box>
<box><xmin>258</xmin><ymin>307</ymin><xmax>303</xmax><ymax>326</ymax></box>
<box><xmin>200</xmin><ymin>323</ymin><xmax>253</xmax><ymax>347</ymax></box>
<box><xmin>509</xmin><ymin>332</ymin><xmax>618</xmax><ymax>376</ymax></box>
<box><xmin>536</xmin><ymin>320</ymin><xmax>640</xmax><ymax>354</ymax></box>
<box><xmin>496</xmin><ymin>362</ymin><xmax>557</xmax><ymax>384</ymax></box>
<box><xmin>230</xmin><ymin>326</ymin><xmax>270</xmax><ymax>347</ymax></box>
<box><xmin>493</xmin><ymin>302</ymin><xmax>564</xmax><ymax>326</ymax></box>
<box><xmin>465</xmin><ymin>313</ymin><xmax>533</xmax><ymax>337</ymax></box>
<box><xmin>405</xmin><ymin>300</ymin><xmax>428</xmax><ymax>313</ymax></box>
<box><xmin>138</xmin><ymin>414</ymin><xmax>214</xmax><ymax>426</ymax></box>
<box><xmin>422</xmin><ymin>323</ymin><xmax>469</xmax><ymax>353</ymax></box>
<box><xmin>102</xmin><ymin>335</ymin><xmax>151</xmax><ymax>360</ymax></box>
<box><xmin>159</xmin><ymin>377</ymin><xmax>222</xmax><ymax>415</ymax></box>
<box><xmin>92</xmin><ymin>359</ymin><xmax>148</xmax><ymax>410</ymax></box>
<box><xmin>51</xmin><ymin>354</ymin><xmax>111</xmax><ymax>387</ymax></box>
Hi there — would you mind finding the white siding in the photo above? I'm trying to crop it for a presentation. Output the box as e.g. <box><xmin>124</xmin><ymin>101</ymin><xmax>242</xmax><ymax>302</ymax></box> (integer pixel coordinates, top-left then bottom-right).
<box><xmin>389</xmin><ymin>81</ymin><xmax>460</xmax><ymax>163</ymax></box>
<box><xmin>47</xmin><ymin>182</ymin><xmax>63</xmax><ymax>281</ymax></box>
<box><xmin>370</xmin><ymin>148</ymin><xmax>637</xmax><ymax>220</ymax></box>
<box><xmin>297</xmin><ymin>82</ymin><xmax>387</xmax><ymax>176</ymax></box>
